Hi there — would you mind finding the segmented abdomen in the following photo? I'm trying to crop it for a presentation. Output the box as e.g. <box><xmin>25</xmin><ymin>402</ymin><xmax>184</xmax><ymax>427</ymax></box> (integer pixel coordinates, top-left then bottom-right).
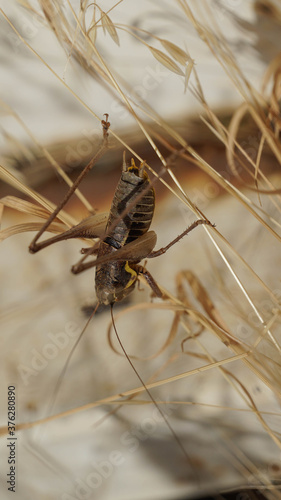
<box><xmin>105</xmin><ymin>171</ymin><xmax>155</xmax><ymax>246</ymax></box>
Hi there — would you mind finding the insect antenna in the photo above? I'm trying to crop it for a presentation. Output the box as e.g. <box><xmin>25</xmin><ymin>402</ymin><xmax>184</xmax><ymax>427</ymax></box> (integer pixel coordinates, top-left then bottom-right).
<box><xmin>109</xmin><ymin>304</ymin><xmax>193</xmax><ymax>470</ymax></box>
<box><xmin>46</xmin><ymin>302</ymin><xmax>100</xmax><ymax>418</ymax></box>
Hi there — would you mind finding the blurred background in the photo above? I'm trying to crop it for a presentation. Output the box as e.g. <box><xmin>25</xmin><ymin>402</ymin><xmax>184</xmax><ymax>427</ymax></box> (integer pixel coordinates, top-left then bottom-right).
<box><xmin>0</xmin><ymin>1</ymin><xmax>281</xmax><ymax>499</ymax></box>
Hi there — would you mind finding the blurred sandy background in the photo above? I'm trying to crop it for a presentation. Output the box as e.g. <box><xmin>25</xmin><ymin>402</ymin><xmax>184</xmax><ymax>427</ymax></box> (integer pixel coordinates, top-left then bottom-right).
<box><xmin>1</xmin><ymin>1</ymin><xmax>281</xmax><ymax>499</ymax></box>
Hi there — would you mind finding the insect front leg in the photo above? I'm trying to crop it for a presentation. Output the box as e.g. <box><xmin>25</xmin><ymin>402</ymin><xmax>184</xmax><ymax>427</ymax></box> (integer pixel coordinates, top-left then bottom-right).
<box><xmin>29</xmin><ymin>115</ymin><xmax>110</xmax><ymax>254</ymax></box>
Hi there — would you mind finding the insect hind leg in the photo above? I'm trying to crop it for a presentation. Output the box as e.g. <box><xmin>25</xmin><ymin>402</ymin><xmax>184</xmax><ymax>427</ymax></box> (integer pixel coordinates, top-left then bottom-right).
<box><xmin>29</xmin><ymin>115</ymin><xmax>110</xmax><ymax>254</ymax></box>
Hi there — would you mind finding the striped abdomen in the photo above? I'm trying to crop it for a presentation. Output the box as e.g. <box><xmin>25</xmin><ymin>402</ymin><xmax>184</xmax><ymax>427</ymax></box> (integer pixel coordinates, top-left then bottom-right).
<box><xmin>104</xmin><ymin>166</ymin><xmax>155</xmax><ymax>247</ymax></box>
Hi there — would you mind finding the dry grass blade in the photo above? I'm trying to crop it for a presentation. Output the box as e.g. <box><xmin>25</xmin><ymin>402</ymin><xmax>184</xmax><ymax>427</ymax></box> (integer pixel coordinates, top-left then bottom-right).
<box><xmin>0</xmin><ymin>165</ymin><xmax>75</xmax><ymax>226</ymax></box>
<box><xmin>201</xmin><ymin>111</ymin><xmax>281</xmax><ymax>204</ymax></box>
<box><xmin>184</xmin><ymin>59</ymin><xmax>195</xmax><ymax>92</ymax></box>
<box><xmin>159</xmin><ymin>39</ymin><xmax>189</xmax><ymax>65</ymax></box>
<box><xmin>87</xmin><ymin>6</ymin><xmax>97</xmax><ymax>45</ymax></box>
<box><xmin>0</xmin><ymin>196</ymin><xmax>67</xmax><ymax>241</ymax></box>
<box><xmin>0</xmin><ymin>196</ymin><xmax>57</xmax><ymax>220</ymax></box>
<box><xmin>100</xmin><ymin>10</ymin><xmax>120</xmax><ymax>46</ymax></box>
<box><xmin>148</xmin><ymin>46</ymin><xmax>184</xmax><ymax>76</ymax></box>
<box><xmin>262</xmin><ymin>52</ymin><xmax>281</xmax><ymax>95</ymax></box>
<box><xmin>0</xmin><ymin>222</ymin><xmax>64</xmax><ymax>242</ymax></box>
<box><xmin>179</xmin><ymin>270</ymin><xmax>230</xmax><ymax>333</ymax></box>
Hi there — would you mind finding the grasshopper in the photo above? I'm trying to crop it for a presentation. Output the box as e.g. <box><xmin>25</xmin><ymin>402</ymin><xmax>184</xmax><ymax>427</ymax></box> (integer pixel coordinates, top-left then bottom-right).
<box><xmin>29</xmin><ymin>116</ymin><xmax>213</xmax><ymax>305</ymax></box>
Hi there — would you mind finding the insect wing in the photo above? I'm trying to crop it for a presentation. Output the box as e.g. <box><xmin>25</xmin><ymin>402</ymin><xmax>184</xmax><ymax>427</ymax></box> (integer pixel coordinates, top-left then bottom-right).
<box><xmin>69</xmin><ymin>212</ymin><xmax>108</xmax><ymax>239</ymax></box>
<box><xmin>120</xmin><ymin>230</ymin><xmax>157</xmax><ymax>261</ymax></box>
<box><xmin>91</xmin><ymin>231</ymin><xmax>157</xmax><ymax>268</ymax></box>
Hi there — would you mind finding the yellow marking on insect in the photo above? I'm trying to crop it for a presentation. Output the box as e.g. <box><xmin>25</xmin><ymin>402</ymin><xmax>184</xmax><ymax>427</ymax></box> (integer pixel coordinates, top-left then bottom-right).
<box><xmin>128</xmin><ymin>159</ymin><xmax>148</xmax><ymax>180</ymax></box>
<box><xmin>124</xmin><ymin>261</ymin><xmax>137</xmax><ymax>289</ymax></box>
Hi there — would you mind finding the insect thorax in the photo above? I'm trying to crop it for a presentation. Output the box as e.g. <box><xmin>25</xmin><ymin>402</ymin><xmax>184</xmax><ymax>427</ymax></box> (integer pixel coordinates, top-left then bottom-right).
<box><xmin>95</xmin><ymin>242</ymin><xmax>137</xmax><ymax>305</ymax></box>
